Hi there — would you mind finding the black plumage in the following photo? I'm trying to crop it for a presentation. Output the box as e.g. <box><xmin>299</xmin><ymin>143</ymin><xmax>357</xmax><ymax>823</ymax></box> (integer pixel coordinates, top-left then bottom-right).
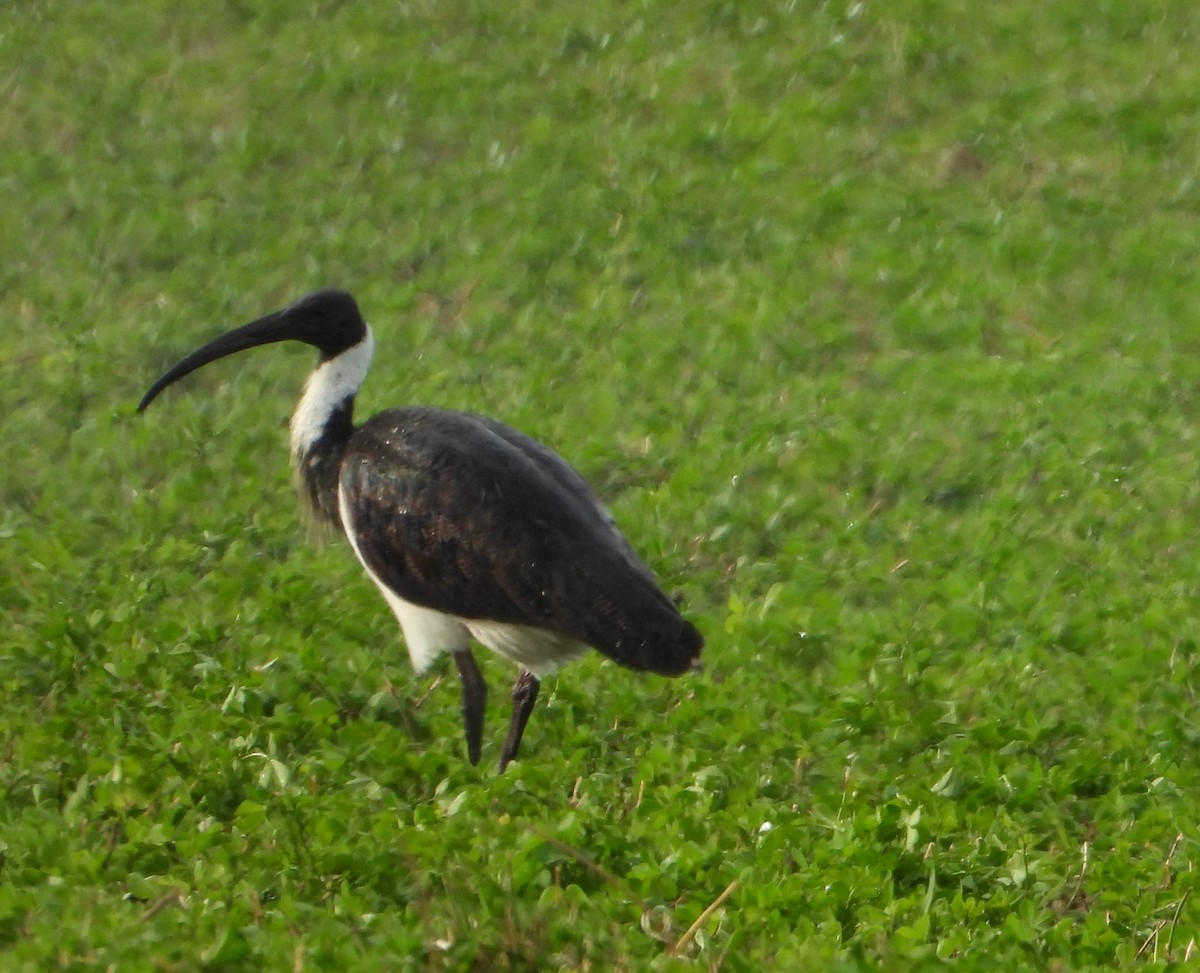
<box><xmin>342</xmin><ymin>408</ymin><xmax>702</xmax><ymax>676</ymax></box>
<box><xmin>139</xmin><ymin>289</ymin><xmax>703</xmax><ymax>768</ymax></box>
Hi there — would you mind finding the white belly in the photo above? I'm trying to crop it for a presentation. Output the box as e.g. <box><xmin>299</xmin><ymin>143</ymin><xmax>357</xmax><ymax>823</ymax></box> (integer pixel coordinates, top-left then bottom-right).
<box><xmin>338</xmin><ymin>485</ymin><xmax>586</xmax><ymax>676</ymax></box>
<box><xmin>465</xmin><ymin>619</ymin><xmax>587</xmax><ymax>677</ymax></box>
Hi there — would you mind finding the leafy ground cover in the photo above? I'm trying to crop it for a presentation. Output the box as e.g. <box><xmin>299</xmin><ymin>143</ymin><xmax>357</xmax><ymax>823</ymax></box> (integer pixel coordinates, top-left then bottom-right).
<box><xmin>4</xmin><ymin>0</ymin><xmax>1200</xmax><ymax>968</ymax></box>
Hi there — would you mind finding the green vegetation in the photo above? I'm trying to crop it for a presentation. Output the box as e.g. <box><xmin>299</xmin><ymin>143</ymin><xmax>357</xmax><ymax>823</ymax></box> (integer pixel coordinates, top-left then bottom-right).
<box><xmin>5</xmin><ymin>0</ymin><xmax>1200</xmax><ymax>968</ymax></box>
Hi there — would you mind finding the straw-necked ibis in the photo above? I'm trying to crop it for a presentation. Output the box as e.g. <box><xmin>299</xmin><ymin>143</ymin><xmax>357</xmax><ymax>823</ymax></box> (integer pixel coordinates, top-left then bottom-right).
<box><xmin>138</xmin><ymin>289</ymin><xmax>703</xmax><ymax>769</ymax></box>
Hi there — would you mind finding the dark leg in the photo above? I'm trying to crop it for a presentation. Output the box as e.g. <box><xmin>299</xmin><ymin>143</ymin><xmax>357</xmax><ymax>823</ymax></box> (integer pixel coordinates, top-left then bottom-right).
<box><xmin>453</xmin><ymin>651</ymin><xmax>486</xmax><ymax>765</ymax></box>
<box><xmin>499</xmin><ymin>670</ymin><xmax>540</xmax><ymax>771</ymax></box>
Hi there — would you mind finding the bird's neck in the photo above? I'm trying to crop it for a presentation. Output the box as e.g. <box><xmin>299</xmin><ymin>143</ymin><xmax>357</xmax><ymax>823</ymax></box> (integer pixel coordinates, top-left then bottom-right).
<box><xmin>290</xmin><ymin>327</ymin><xmax>375</xmax><ymax>533</ymax></box>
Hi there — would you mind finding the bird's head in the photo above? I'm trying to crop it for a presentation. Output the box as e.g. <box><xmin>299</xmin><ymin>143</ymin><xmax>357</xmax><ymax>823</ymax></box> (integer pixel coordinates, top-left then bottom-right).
<box><xmin>138</xmin><ymin>289</ymin><xmax>367</xmax><ymax>412</ymax></box>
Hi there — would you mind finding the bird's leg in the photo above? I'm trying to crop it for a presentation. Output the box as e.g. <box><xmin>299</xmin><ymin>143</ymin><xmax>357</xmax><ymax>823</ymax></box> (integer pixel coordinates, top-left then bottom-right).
<box><xmin>498</xmin><ymin>669</ymin><xmax>540</xmax><ymax>772</ymax></box>
<box><xmin>453</xmin><ymin>650</ymin><xmax>486</xmax><ymax>765</ymax></box>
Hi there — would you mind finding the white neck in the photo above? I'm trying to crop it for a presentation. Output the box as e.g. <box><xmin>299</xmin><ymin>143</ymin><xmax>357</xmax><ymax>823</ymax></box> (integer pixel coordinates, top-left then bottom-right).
<box><xmin>290</xmin><ymin>326</ymin><xmax>374</xmax><ymax>459</ymax></box>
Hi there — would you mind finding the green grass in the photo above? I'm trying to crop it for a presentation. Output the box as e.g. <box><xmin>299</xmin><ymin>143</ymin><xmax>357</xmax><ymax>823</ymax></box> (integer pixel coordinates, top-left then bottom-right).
<box><xmin>5</xmin><ymin>0</ymin><xmax>1200</xmax><ymax>968</ymax></box>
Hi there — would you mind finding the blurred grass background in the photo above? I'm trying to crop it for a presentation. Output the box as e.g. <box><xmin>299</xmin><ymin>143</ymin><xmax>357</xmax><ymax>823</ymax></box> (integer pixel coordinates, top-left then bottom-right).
<box><xmin>4</xmin><ymin>1</ymin><xmax>1200</xmax><ymax>968</ymax></box>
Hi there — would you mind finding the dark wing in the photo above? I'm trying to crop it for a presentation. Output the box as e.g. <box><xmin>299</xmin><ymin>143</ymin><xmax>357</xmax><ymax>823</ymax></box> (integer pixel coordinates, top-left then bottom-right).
<box><xmin>339</xmin><ymin>407</ymin><xmax>702</xmax><ymax>676</ymax></box>
<box><xmin>471</xmin><ymin>414</ymin><xmax>667</xmax><ymax>591</ymax></box>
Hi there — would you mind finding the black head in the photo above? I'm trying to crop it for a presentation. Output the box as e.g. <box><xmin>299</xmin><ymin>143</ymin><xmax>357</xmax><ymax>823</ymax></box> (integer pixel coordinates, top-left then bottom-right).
<box><xmin>138</xmin><ymin>289</ymin><xmax>367</xmax><ymax>412</ymax></box>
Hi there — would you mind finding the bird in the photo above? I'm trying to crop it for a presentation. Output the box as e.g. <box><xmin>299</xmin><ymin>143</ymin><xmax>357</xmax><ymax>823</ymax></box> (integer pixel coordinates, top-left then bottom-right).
<box><xmin>138</xmin><ymin>289</ymin><xmax>703</xmax><ymax>770</ymax></box>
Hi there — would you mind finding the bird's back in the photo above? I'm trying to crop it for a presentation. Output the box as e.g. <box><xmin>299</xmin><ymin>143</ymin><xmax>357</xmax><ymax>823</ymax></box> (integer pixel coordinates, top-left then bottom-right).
<box><xmin>338</xmin><ymin>407</ymin><xmax>702</xmax><ymax>676</ymax></box>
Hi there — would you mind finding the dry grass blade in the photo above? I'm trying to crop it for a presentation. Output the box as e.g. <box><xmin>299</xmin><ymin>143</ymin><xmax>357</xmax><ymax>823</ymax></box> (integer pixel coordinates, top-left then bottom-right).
<box><xmin>139</xmin><ymin>889</ymin><xmax>182</xmax><ymax>923</ymax></box>
<box><xmin>669</xmin><ymin>879</ymin><xmax>739</xmax><ymax>956</ymax></box>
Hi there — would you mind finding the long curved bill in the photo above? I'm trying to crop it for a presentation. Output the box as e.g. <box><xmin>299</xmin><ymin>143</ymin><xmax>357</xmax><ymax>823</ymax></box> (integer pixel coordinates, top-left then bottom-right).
<box><xmin>137</xmin><ymin>309</ymin><xmax>293</xmax><ymax>412</ymax></box>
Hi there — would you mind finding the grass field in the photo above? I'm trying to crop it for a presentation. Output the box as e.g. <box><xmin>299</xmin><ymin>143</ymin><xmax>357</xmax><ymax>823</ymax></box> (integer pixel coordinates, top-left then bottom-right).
<box><xmin>5</xmin><ymin>0</ymin><xmax>1200</xmax><ymax>968</ymax></box>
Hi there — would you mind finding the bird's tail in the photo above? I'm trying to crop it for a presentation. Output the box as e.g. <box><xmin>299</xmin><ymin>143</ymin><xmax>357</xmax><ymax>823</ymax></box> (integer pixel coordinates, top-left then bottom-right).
<box><xmin>558</xmin><ymin>560</ymin><xmax>704</xmax><ymax>677</ymax></box>
<box><xmin>604</xmin><ymin>611</ymin><xmax>703</xmax><ymax>677</ymax></box>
